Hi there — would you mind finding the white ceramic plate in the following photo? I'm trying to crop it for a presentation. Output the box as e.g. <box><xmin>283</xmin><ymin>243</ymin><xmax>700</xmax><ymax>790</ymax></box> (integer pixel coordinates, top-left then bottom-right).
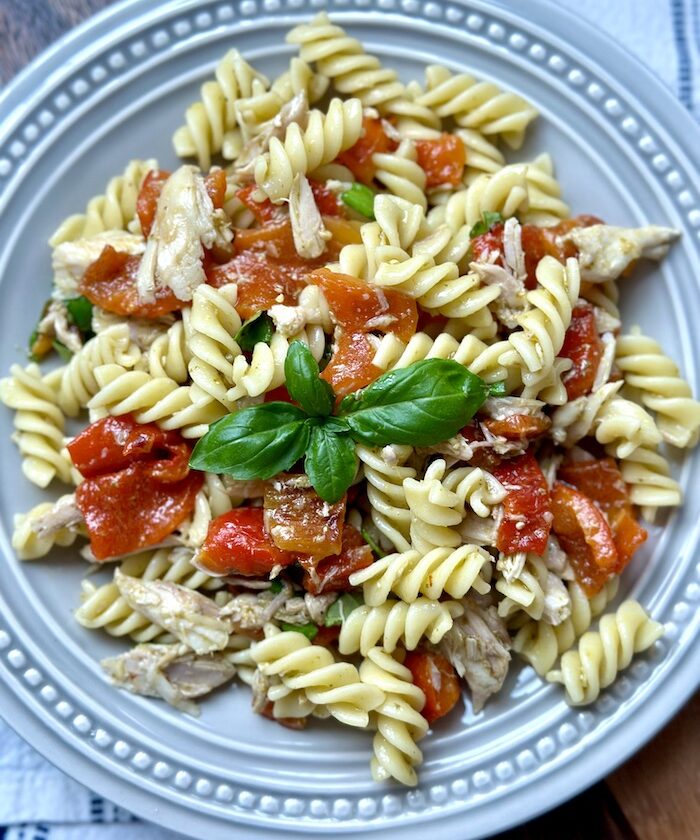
<box><xmin>0</xmin><ymin>1</ymin><xmax>699</xmax><ymax>837</ymax></box>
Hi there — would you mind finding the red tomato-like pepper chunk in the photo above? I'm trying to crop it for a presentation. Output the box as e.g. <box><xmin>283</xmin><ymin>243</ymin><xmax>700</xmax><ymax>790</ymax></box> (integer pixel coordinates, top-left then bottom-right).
<box><xmin>235</xmin><ymin>184</ymin><xmax>279</xmax><ymax>224</ymax></box>
<box><xmin>337</xmin><ymin>116</ymin><xmax>397</xmax><ymax>184</ymax></box>
<box><xmin>481</xmin><ymin>414</ymin><xmax>551</xmax><ymax>442</ymax></box>
<box><xmin>557</xmin><ymin>457</ymin><xmax>647</xmax><ymax>569</ymax></box>
<box><xmin>459</xmin><ymin>422</ymin><xmax>502</xmax><ymax>471</ymax></box>
<box><xmin>68</xmin><ymin>415</ymin><xmax>202</xmax><ymax>560</ymax></box>
<box><xmin>311</xmin><ymin>268</ymin><xmax>418</xmax><ymax>341</ymax></box>
<box><xmin>79</xmin><ymin>245</ymin><xmax>184</xmax><ymax>318</ymax></box>
<box><xmin>300</xmin><ymin>524</ymin><xmax>374</xmax><ymax>594</ymax></box>
<box><xmin>264</xmin><ymin>475</ymin><xmax>346</xmax><ymax>559</ymax></box>
<box><xmin>414</xmin><ymin>134</ymin><xmax>466</xmax><ymax>189</ymax></box>
<box><xmin>493</xmin><ymin>451</ymin><xmax>552</xmax><ymax>556</ymax></box>
<box><xmin>551</xmin><ymin>481</ymin><xmax>619</xmax><ymax>595</ymax></box>
<box><xmin>198</xmin><ymin>508</ymin><xmax>296</xmax><ymax>577</ymax></box>
<box><xmin>321</xmin><ymin>331</ymin><xmax>383</xmax><ymax>399</ymax></box>
<box><xmin>403</xmin><ymin>650</ymin><xmax>460</xmax><ymax>723</ymax></box>
<box><xmin>559</xmin><ymin>304</ymin><xmax>604</xmax><ymax>400</ymax></box>
<box><xmin>309</xmin><ymin>179</ymin><xmax>343</xmax><ymax>216</ymax></box>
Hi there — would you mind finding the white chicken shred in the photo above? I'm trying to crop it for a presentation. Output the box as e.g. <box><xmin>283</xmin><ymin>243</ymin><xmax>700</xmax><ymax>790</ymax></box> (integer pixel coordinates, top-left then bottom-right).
<box><xmin>569</xmin><ymin>224</ymin><xmax>680</xmax><ymax>282</ymax></box>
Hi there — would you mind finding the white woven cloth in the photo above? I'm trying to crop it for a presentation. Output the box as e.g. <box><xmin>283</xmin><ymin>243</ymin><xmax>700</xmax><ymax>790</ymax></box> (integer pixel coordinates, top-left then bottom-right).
<box><xmin>1</xmin><ymin>1</ymin><xmax>698</xmax><ymax>837</ymax></box>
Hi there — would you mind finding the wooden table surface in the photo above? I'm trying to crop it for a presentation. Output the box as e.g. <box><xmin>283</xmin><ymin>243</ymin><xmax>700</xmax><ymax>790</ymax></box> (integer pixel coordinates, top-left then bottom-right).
<box><xmin>1</xmin><ymin>1</ymin><xmax>698</xmax><ymax>838</ymax></box>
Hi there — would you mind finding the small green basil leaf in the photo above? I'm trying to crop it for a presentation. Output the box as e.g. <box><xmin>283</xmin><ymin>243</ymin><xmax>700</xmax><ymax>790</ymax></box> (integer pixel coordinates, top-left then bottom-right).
<box><xmin>323</xmin><ymin>416</ymin><xmax>350</xmax><ymax>434</ymax></box>
<box><xmin>339</xmin><ymin>359</ymin><xmax>489</xmax><ymax>447</ymax></box>
<box><xmin>341</xmin><ymin>183</ymin><xmax>376</xmax><ymax>219</ymax></box>
<box><xmin>234</xmin><ymin>311</ymin><xmax>274</xmax><ymax>352</ymax></box>
<box><xmin>469</xmin><ymin>210</ymin><xmax>504</xmax><ymax>238</ymax></box>
<box><xmin>269</xmin><ymin>579</ymin><xmax>284</xmax><ymax>593</ymax></box>
<box><xmin>360</xmin><ymin>525</ymin><xmax>386</xmax><ymax>559</ymax></box>
<box><xmin>284</xmin><ymin>341</ymin><xmax>334</xmax><ymax>417</ymax></box>
<box><xmin>305</xmin><ymin>426</ymin><xmax>357</xmax><ymax>504</ymax></box>
<box><xmin>52</xmin><ymin>340</ymin><xmax>73</xmax><ymax>361</ymax></box>
<box><xmin>280</xmin><ymin>621</ymin><xmax>318</xmax><ymax>640</ymax></box>
<box><xmin>190</xmin><ymin>402</ymin><xmax>309</xmax><ymax>480</ymax></box>
<box><xmin>487</xmin><ymin>380</ymin><xmax>508</xmax><ymax>397</ymax></box>
<box><xmin>324</xmin><ymin>593</ymin><xmax>363</xmax><ymax>627</ymax></box>
<box><xmin>64</xmin><ymin>296</ymin><xmax>94</xmax><ymax>334</ymax></box>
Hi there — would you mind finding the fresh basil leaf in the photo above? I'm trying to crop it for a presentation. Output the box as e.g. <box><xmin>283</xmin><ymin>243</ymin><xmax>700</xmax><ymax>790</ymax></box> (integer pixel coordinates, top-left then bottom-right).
<box><xmin>323</xmin><ymin>416</ymin><xmax>350</xmax><ymax>434</ymax></box>
<box><xmin>324</xmin><ymin>593</ymin><xmax>363</xmax><ymax>627</ymax></box>
<box><xmin>269</xmin><ymin>579</ymin><xmax>284</xmax><ymax>593</ymax></box>
<box><xmin>360</xmin><ymin>525</ymin><xmax>386</xmax><ymax>559</ymax></box>
<box><xmin>64</xmin><ymin>296</ymin><xmax>94</xmax><ymax>334</ymax></box>
<box><xmin>339</xmin><ymin>359</ymin><xmax>489</xmax><ymax>447</ymax></box>
<box><xmin>280</xmin><ymin>621</ymin><xmax>318</xmax><ymax>640</ymax></box>
<box><xmin>190</xmin><ymin>402</ymin><xmax>309</xmax><ymax>479</ymax></box>
<box><xmin>469</xmin><ymin>210</ymin><xmax>504</xmax><ymax>238</ymax></box>
<box><xmin>284</xmin><ymin>341</ymin><xmax>334</xmax><ymax>417</ymax></box>
<box><xmin>487</xmin><ymin>380</ymin><xmax>508</xmax><ymax>397</ymax></box>
<box><xmin>235</xmin><ymin>311</ymin><xmax>274</xmax><ymax>352</ymax></box>
<box><xmin>341</xmin><ymin>183</ymin><xmax>376</xmax><ymax>219</ymax></box>
<box><xmin>52</xmin><ymin>340</ymin><xmax>73</xmax><ymax>361</ymax></box>
<box><xmin>305</xmin><ymin>425</ymin><xmax>357</xmax><ymax>504</ymax></box>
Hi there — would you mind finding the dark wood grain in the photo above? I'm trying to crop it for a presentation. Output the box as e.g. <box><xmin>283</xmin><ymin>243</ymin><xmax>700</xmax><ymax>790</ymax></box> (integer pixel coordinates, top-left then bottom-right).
<box><xmin>0</xmin><ymin>2</ymin><xmax>697</xmax><ymax>838</ymax></box>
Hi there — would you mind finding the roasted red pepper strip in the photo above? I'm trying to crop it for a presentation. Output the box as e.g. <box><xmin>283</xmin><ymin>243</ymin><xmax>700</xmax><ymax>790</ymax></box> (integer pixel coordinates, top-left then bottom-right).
<box><xmin>321</xmin><ymin>331</ymin><xmax>383</xmax><ymax>399</ymax></box>
<box><xmin>79</xmin><ymin>246</ymin><xmax>184</xmax><ymax>318</ymax></box>
<box><xmin>403</xmin><ymin>650</ymin><xmax>460</xmax><ymax>723</ymax></box>
<box><xmin>481</xmin><ymin>414</ymin><xmax>551</xmax><ymax>442</ymax></box>
<box><xmin>492</xmin><ymin>452</ymin><xmax>552</xmax><ymax>556</ymax></box>
<box><xmin>235</xmin><ymin>184</ymin><xmax>279</xmax><ymax>224</ymax></box>
<box><xmin>68</xmin><ymin>416</ymin><xmax>201</xmax><ymax>560</ymax></box>
<box><xmin>551</xmin><ymin>481</ymin><xmax>619</xmax><ymax>595</ymax></box>
<box><xmin>414</xmin><ymin>134</ymin><xmax>465</xmax><ymax>189</ymax></box>
<box><xmin>559</xmin><ymin>304</ymin><xmax>604</xmax><ymax>400</ymax></box>
<box><xmin>300</xmin><ymin>525</ymin><xmax>374</xmax><ymax>594</ymax></box>
<box><xmin>337</xmin><ymin>116</ymin><xmax>397</xmax><ymax>184</ymax></box>
<box><xmin>198</xmin><ymin>508</ymin><xmax>296</xmax><ymax>577</ymax></box>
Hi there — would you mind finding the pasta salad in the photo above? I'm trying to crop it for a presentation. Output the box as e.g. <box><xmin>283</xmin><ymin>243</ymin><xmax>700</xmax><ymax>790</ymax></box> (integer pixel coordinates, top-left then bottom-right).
<box><xmin>3</xmin><ymin>13</ymin><xmax>696</xmax><ymax>788</ymax></box>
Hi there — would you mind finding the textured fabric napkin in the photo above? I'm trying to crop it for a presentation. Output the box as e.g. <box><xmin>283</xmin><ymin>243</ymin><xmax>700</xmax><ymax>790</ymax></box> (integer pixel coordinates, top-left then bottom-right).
<box><xmin>1</xmin><ymin>1</ymin><xmax>698</xmax><ymax>838</ymax></box>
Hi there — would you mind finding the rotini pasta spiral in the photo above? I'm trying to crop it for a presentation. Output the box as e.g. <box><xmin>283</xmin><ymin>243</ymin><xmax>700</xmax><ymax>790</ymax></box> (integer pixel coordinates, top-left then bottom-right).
<box><xmin>287</xmin><ymin>13</ymin><xmax>439</xmax><ymax>133</ymax></box>
<box><xmin>187</xmin><ymin>283</ymin><xmax>241</xmax><ymax>408</ymax></box>
<box><xmin>173</xmin><ymin>49</ymin><xmax>269</xmax><ymax>169</ymax></box>
<box><xmin>512</xmin><ymin>577</ymin><xmax>620</xmax><ymax>676</ymax></box>
<box><xmin>350</xmin><ymin>545</ymin><xmax>492</xmax><ymax>605</ymax></box>
<box><xmin>615</xmin><ymin>328</ymin><xmax>700</xmax><ymax>448</ymax></box>
<box><xmin>180</xmin><ymin>473</ymin><xmax>234</xmax><ymax>548</ymax></box>
<box><xmin>372</xmin><ymin>140</ymin><xmax>427</xmax><ymax>210</ymax></box>
<box><xmin>456</xmin><ymin>128</ymin><xmax>505</xmax><ymax>180</ymax></box>
<box><xmin>338</xmin><ymin>598</ymin><xmax>464</xmax><ymax>655</ymax></box>
<box><xmin>496</xmin><ymin>554</ymin><xmax>548</xmax><ymax>621</ymax></box>
<box><xmin>611</xmin><ymin>444</ymin><xmax>682</xmax><ymax>521</ymax></box>
<box><xmin>546</xmin><ymin>600</ymin><xmax>663</xmax><ymax>705</ymax></box>
<box><xmin>416</xmin><ymin>64</ymin><xmax>538</xmax><ymax>149</ymax></box>
<box><xmin>250</xmin><ymin>630</ymin><xmax>385</xmax><ymax>728</ymax></box>
<box><xmin>12</xmin><ymin>497</ymin><xmax>81</xmax><ymax>560</ymax></box>
<box><xmin>0</xmin><ymin>364</ymin><xmax>73</xmax><ymax>487</ymax></box>
<box><xmin>359</xmin><ymin>648</ymin><xmax>428</xmax><ymax>787</ymax></box>
<box><xmin>45</xmin><ymin>324</ymin><xmax>142</xmax><ymax>417</ymax></box>
<box><xmin>356</xmin><ymin>445</ymin><xmax>415</xmax><ymax>552</ymax></box>
<box><xmin>48</xmin><ymin>158</ymin><xmax>157</xmax><ymax>246</ymax></box>
<box><xmin>76</xmin><ymin>548</ymin><xmax>222</xmax><ymax>643</ymax></box>
<box><xmin>519</xmin><ymin>154</ymin><xmax>570</xmax><ymax>226</ymax></box>
<box><xmin>88</xmin><ymin>364</ymin><xmax>226</xmax><ymax>439</ymax></box>
<box><xmin>254</xmin><ymin>98</ymin><xmax>363</xmax><ymax>202</ymax></box>
<box><xmin>143</xmin><ymin>317</ymin><xmax>191</xmax><ymax>384</ymax></box>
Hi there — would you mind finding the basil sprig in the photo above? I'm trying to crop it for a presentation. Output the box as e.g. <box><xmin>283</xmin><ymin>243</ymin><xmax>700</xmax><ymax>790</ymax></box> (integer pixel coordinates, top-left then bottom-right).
<box><xmin>191</xmin><ymin>342</ymin><xmax>502</xmax><ymax>504</ymax></box>
<box><xmin>234</xmin><ymin>311</ymin><xmax>274</xmax><ymax>352</ymax></box>
<box><xmin>469</xmin><ymin>210</ymin><xmax>504</xmax><ymax>238</ymax></box>
<box><xmin>324</xmin><ymin>593</ymin><xmax>363</xmax><ymax>627</ymax></box>
<box><xmin>65</xmin><ymin>296</ymin><xmax>94</xmax><ymax>334</ymax></box>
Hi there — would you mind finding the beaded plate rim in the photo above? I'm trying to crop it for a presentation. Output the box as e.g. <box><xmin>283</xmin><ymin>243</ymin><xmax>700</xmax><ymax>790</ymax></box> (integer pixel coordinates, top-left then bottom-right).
<box><xmin>0</xmin><ymin>0</ymin><xmax>699</xmax><ymax>837</ymax></box>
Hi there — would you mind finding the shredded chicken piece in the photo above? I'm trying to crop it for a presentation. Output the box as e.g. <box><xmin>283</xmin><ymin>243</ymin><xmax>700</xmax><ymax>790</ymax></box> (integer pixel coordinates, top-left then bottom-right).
<box><xmin>502</xmin><ymin>217</ymin><xmax>527</xmax><ymax>283</ymax></box>
<box><xmin>114</xmin><ymin>570</ymin><xmax>231</xmax><ymax>654</ymax></box>
<box><xmin>543</xmin><ymin>535</ymin><xmax>570</xmax><ymax>577</ymax></box>
<box><xmin>52</xmin><ymin>231</ymin><xmax>145</xmax><ymax>298</ymax></box>
<box><xmin>37</xmin><ymin>301</ymin><xmax>83</xmax><ymax>353</ymax></box>
<box><xmin>591</xmin><ymin>305</ymin><xmax>621</xmax><ymax>335</ymax></box>
<box><xmin>457</xmin><ymin>511</ymin><xmax>499</xmax><ymax>547</ymax></box>
<box><xmin>289</xmin><ymin>173</ymin><xmax>331</xmax><ymax>259</ymax></box>
<box><xmin>569</xmin><ymin>224</ymin><xmax>680</xmax><ymax>282</ymax></box>
<box><xmin>416</xmin><ymin>435</ymin><xmax>476</xmax><ymax>464</ymax></box>
<box><xmin>538</xmin><ymin>452</ymin><xmax>563</xmax><ymax>490</ymax></box>
<box><xmin>234</xmin><ymin>91</ymin><xmax>309</xmax><ymax>181</ymax></box>
<box><xmin>438</xmin><ymin>597</ymin><xmax>511</xmax><ymax>712</ymax></box>
<box><xmin>542</xmin><ymin>572</ymin><xmax>572</xmax><ymax>626</ymax></box>
<box><xmin>592</xmin><ymin>332</ymin><xmax>616</xmax><ymax>391</ymax></box>
<box><xmin>101</xmin><ymin>642</ymin><xmax>236</xmax><ymax>715</ymax></box>
<box><xmin>470</xmin><ymin>260</ymin><xmax>526</xmax><ymax>329</ymax></box>
<box><xmin>137</xmin><ymin>166</ymin><xmax>233</xmax><ymax>303</ymax></box>
<box><xmin>481</xmin><ymin>396</ymin><xmax>547</xmax><ymax>421</ymax></box>
<box><xmin>268</xmin><ymin>303</ymin><xmax>309</xmax><ymax>337</ymax></box>
<box><xmin>251</xmin><ymin>667</ymin><xmax>272</xmax><ymax>714</ymax></box>
<box><xmin>220</xmin><ymin>476</ymin><xmax>267</xmax><ymax>506</ymax></box>
<box><xmin>496</xmin><ymin>551</ymin><xmax>527</xmax><ymax>585</ymax></box>
<box><xmin>480</xmin><ymin>424</ymin><xmax>529</xmax><ymax>457</ymax></box>
<box><xmin>29</xmin><ymin>494</ymin><xmax>83</xmax><ymax>538</ymax></box>
<box><xmin>220</xmin><ymin>590</ymin><xmax>337</xmax><ymax>632</ymax></box>
<box><xmin>91</xmin><ymin>307</ymin><xmax>174</xmax><ymax>349</ymax></box>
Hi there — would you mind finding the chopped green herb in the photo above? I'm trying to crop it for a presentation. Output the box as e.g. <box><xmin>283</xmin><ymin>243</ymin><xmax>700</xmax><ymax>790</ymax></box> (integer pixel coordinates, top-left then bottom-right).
<box><xmin>64</xmin><ymin>296</ymin><xmax>94</xmax><ymax>334</ymax></box>
<box><xmin>52</xmin><ymin>340</ymin><xmax>73</xmax><ymax>361</ymax></box>
<box><xmin>280</xmin><ymin>621</ymin><xmax>318</xmax><ymax>640</ymax></box>
<box><xmin>341</xmin><ymin>183</ymin><xmax>376</xmax><ymax>219</ymax></box>
<box><xmin>487</xmin><ymin>381</ymin><xmax>508</xmax><ymax>397</ymax></box>
<box><xmin>469</xmin><ymin>210</ymin><xmax>504</xmax><ymax>238</ymax></box>
<box><xmin>234</xmin><ymin>311</ymin><xmax>274</xmax><ymax>352</ymax></box>
<box><xmin>324</xmin><ymin>593</ymin><xmax>363</xmax><ymax>627</ymax></box>
<box><xmin>269</xmin><ymin>579</ymin><xmax>284</xmax><ymax>593</ymax></box>
<box><xmin>360</xmin><ymin>525</ymin><xmax>386</xmax><ymax>558</ymax></box>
